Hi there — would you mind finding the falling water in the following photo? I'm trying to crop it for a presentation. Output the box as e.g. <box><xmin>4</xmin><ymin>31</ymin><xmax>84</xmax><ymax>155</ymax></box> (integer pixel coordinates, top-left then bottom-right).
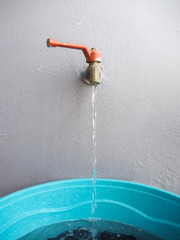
<box><xmin>91</xmin><ymin>85</ymin><xmax>97</xmax><ymax>215</ymax></box>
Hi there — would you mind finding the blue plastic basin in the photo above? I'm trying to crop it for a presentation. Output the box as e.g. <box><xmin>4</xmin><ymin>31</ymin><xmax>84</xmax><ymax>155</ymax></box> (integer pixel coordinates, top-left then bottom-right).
<box><xmin>0</xmin><ymin>179</ymin><xmax>179</xmax><ymax>240</ymax></box>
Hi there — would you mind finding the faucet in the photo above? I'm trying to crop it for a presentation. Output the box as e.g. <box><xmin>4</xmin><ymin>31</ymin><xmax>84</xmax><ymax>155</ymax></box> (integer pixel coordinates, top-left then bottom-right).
<box><xmin>46</xmin><ymin>39</ymin><xmax>102</xmax><ymax>86</ymax></box>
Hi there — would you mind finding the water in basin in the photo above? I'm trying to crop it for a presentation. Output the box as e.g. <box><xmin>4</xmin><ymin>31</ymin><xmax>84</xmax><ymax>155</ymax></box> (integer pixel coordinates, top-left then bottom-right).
<box><xmin>18</xmin><ymin>219</ymin><xmax>162</xmax><ymax>240</ymax></box>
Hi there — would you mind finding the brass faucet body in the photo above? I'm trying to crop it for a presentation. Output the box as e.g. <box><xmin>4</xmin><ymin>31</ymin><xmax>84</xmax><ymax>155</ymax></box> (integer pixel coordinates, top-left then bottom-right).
<box><xmin>82</xmin><ymin>61</ymin><xmax>101</xmax><ymax>86</ymax></box>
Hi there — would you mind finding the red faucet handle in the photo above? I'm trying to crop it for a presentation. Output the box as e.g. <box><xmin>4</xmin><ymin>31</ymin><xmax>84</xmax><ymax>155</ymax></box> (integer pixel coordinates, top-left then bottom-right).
<box><xmin>47</xmin><ymin>38</ymin><xmax>101</xmax><ymax>63</ymax></box>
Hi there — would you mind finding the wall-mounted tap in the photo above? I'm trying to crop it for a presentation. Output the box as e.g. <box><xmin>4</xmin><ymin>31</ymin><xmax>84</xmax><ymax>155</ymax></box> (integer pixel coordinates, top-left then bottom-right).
<box><xmin>46</xmin><ymin>39</ymin><xmax>102</xmax><ymax>86</ymax></box>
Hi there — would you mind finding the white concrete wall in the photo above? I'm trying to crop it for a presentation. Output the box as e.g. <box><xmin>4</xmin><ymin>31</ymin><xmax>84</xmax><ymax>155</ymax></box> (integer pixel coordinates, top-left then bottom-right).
<box><xmin>0</xmin><ymin>0</ymin><xmax>180</xmax><ymax>197</ymax></box>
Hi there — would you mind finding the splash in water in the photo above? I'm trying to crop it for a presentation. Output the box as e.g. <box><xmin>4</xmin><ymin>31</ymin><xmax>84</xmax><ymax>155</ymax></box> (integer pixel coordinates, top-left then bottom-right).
<box><xmin>92</xmin><ymin>85</ymin><xmax>97</xmax><ymax>214</ymax></box>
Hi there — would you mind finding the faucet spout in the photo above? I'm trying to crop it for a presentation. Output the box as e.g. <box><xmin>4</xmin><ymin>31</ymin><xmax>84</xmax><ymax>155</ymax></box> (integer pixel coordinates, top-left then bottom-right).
<box><xmin>83</xmin><ymin>61</ymin><xmax>101</xmax><ymax>86</ymax></box>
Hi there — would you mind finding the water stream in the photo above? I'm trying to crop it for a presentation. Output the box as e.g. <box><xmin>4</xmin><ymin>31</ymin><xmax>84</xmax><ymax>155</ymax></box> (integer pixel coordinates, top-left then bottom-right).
<box><xmin>91</xmin><ymin>85</ymin><xmax>97</xmax><ymax>214</ymax></box>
